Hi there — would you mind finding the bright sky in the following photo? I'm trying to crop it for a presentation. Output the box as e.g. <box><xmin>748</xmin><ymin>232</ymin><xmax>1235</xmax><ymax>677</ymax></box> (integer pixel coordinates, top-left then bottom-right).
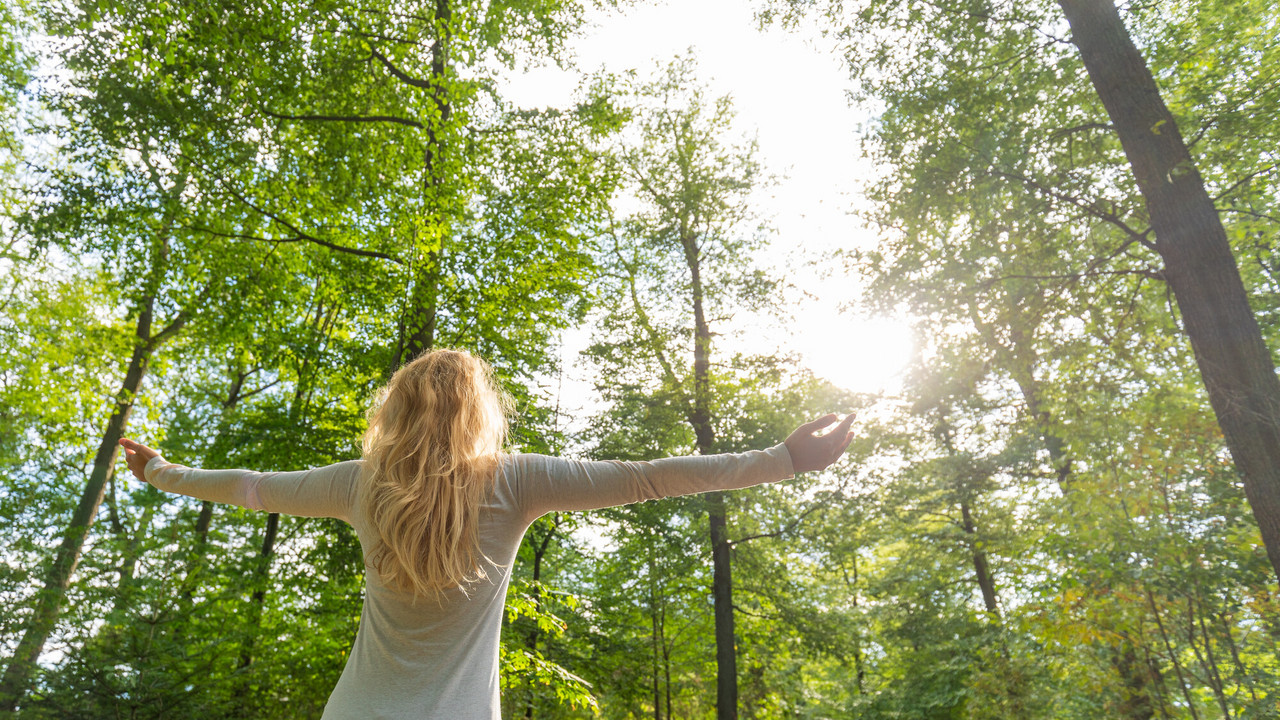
<box><xmin>502</xmin><ymin>0</ymin><xmax>914</xmax><ymax>411</ymax></box>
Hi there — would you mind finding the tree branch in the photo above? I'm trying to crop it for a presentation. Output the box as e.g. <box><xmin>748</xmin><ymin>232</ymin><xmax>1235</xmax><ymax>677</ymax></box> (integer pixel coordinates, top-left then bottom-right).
<box><xmin>610</xmin><ymin>235</ymin><xmax>689</xmax><ymax>405</ymax></box>
<box><xmin>1221</xmin><ymin>207</ymin><xmax>1280</xmax><ymax>224</ymax></box>
<box><xmin>730</xmin><ymin>489</ymin><xmax>841</xmax><ymax>548</ymax></box>
<box><xmin>368</xmin><ymin>48</ymin><xmax>432</xmax><ymax>89</ymax></box>
<box><xmin>992</xmin><ymin>168</ymin><xmax>1155</xmax><ymax>250</ymax></box>
<box><xmin>215</xmin><ymin>186</ymin><xmax>404</xmax><ymax>264</ymax></box>
<box><xmin>146</xmin><ymin>277</ymin><xmax>222</xmax><ymax>350</ymax></box>
<box><xmin>261</xmin><ymin>107</ymin><xmax>423</xmax><ymax>129</ymax></box>
<box><xmin>986</xmin><ymin>267</ymin><xmax>1162</xmax><ymax>284</ymax></box>
<box><xmin>1212</xmin><ymin>163</ymin><xmax>1278</xmax><ymax>204</ymax></box>
<box><xmin>1048</xmin><ymin>122</ymin><xmax>1113</xmax><ymax>140</ymax></box>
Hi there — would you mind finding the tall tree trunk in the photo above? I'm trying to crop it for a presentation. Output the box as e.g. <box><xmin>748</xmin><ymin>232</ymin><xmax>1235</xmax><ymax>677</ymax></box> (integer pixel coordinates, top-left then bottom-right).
<box><xmin>680</xmin><ymin>231</ymin><xmax>737</xmax><ymax>720</ymax></box>
<box><xmin>707</xmin><ymin>492</ymin><xmax>736</xmax><ymax>719</ymax></box>
<box><xmin>1058</xmin><ymin>0</ymin><xmax>1280</xmax><ymax>584</ymax></box>
<box><xmin>391</xmin><ymin>0</ymin><xmax>452</xmax><ymax>371</ymax></box>
<box><xmin>394</xmin><ymin>250</ymin><xmax>441</xmax><ymax>369</ymax></box>
<box><xmin>194</xmin><ymin>502</ymin><xmax>214</xmax><ymax>544</ymax></box>
<box><xmin>0</xmin><ymin>283</ymin><xmax>190</xmax><ymax>711</ymax></box>
<box><xmin>523</xmin><ymin>520</ymin><xmax>556</xmax><ymax>720</ymax></box>
<box><xmin>179</xmin><ymin>501</ymin><xmax>216</xmax><ymax>603</ymax></box>
<box><xmin>662</xmin><ymin>632</ymin><xmax>673</xmax><ymax>720</ymax></box>
<box><xmin>649</xmin><ymin>552</ymin><xmax>662</xmax><ymax>720</ymax></box>
<box><xmin>236</xmin><ymin>510</ymin><xmax>280</xmax><ymax>704</ymax></box>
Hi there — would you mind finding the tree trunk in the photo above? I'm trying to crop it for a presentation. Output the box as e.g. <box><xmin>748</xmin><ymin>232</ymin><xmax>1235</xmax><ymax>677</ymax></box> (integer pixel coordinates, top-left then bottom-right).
<box><xmin>178</xmin><ymin>501</ymin><xmax>216</xmax><ymax>603</ymax></box>
<box><xmin>649</xmin><ymin>553</ymin><xmax>662</xmax><ymax>720</ymax></box>
<box><xmin>195</xmin><ymin>502</ymin><xmax>214</xmax><ymax>545</ymax></box>
<box><xmin>523</xmin><ymin>521</ymin><xmax>556</xmax><ymax>720</ymax></box>
<box><xmin>393</xmin><ymin>250</ymin><xmax>441</xmax><ymax>370</ymax></box>
<box><xmin>1059</xmin><ymin>0</ymin><xmax>1280</xmax><ymax>584</ymax></box>
<box><xmin>236</xmin><ymin>510</ymin><xmax>280</xmax><ymax>704</ymax></box>
<box><xmin>663</xmin><ymin>633</ymin><xmax>672</xmax><ymax>720</ymax></box>
<box><xmin>391</xmin><ymin>0</ymin><xmax>451</xmax><ymax>371</ymax></box>
<box><xmin>707</xmin><ymin>491</ymin><xmax>736</xmax><ymax>719</ymax></box>
<box><xmin>960</xmin><ymin>501</ymin><xmax>1000</xmax><ymax>617</ymax></box>
<box><xmin>0</xmin><ymin>296</ymin><xmax>167</xmax><ymax>711</ymax></box>
<box><xmin>680</xmin><ymin>231</ymin><xmax>738</xmax><ymax>720</ymax></box>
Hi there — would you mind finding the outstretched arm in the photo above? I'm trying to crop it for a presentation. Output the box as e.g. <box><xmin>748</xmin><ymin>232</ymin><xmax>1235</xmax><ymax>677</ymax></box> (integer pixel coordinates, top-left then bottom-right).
<box><xmin>510</xmin><ymin>414</ymin><xmax>855</xmax><ymax>523</ymax></box>
<box><xmin>119</xmin><ymin>438</ymin><xmax>359</xmax><ymax>522</ymax></box>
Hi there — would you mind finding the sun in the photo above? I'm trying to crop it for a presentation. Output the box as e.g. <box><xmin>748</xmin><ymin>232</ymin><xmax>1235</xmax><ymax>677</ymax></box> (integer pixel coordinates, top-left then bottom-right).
<box><xmin>795</xmin><ymin>314</ymin><xmax>915</xmax><ymax>395</ymax></box>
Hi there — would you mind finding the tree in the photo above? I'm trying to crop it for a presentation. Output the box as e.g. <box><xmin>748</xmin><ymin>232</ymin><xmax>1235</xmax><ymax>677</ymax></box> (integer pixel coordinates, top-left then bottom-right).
<box><xmin>767</xmin><ymin>0</ymin><xmax>1280</xmax><ymax>583</ymax></box>
<box><xmin>762</xmin><ymin>0</ymin><xmax>1280</xmax><ymax>714</ymax></box>
<box><xmin>582</xmin><ymin>56</ymin><xmax>856</xmax><ymax>719</ymax></box>
<box><xmin>1</xmin><ymin>0</ymin><xmax>615</xmax><ymax>708</ymax></box>
<box><xmin>593</xmin><ymin>56</ymin><xmax>769</xmax><ymax>719</ymax></box>
<box><xmin>1055</xmin><ymin>0</ymin><xmax>1280</xmax><ymax>584</ymax></box>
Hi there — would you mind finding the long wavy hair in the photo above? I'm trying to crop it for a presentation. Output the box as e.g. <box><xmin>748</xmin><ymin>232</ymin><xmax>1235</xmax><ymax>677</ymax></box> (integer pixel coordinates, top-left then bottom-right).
<box><xmin>361</xmin><ymin>349</ymin><xmax>512</xmax><ymax>597</ymax></box>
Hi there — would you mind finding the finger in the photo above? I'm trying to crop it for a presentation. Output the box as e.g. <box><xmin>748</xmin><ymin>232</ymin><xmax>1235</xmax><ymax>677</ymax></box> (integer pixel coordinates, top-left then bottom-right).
<box><xmin>820</xmin><ymin>414</ymin><xmax>856</xmax><ymax>444</ymax></box>
<box><xmin>799</xmin><ymin>414</ymin><xmax>838</xmax><ymax>435</ymax></box>
<box><xmin>121</xmin><ymin>438</ymin><xmax>157</xmax><ymax>459</ymax></box>
<box><xmin>833</xmin><ymin>413</ymin><xmax>856</xmax><ymax>434</ymax></box>
<box><xmin>838</xmin><ymin>431</ymin><xmax>855</xmax><ymax>455</ymax></box>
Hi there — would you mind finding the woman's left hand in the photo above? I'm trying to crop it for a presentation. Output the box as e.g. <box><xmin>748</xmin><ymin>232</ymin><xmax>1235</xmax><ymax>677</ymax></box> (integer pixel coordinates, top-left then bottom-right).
<box><xmin>119</xmin><ymin>438</ymin><xmax>160</xmax><ymax>482</ymax></box>
<box><xmin>784</xmin><ymin>414</ymin><xmax>857</xmax><ymax>473</ymax></box>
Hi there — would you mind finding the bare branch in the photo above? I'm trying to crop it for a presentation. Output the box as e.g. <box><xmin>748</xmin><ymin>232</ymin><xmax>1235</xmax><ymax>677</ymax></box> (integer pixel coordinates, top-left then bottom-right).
<box><xmin>1221</xmin><ymin>207</ymin><xmax>1280</xmax><ymax>224</ymax></box>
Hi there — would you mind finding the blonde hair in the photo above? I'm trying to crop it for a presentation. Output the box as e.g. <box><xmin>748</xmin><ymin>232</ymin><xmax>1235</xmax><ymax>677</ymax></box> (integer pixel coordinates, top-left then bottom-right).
<box><xmin>361</xmin><ymin>349</ymin><xmax>512</xmax><ymax>598</ymax></box>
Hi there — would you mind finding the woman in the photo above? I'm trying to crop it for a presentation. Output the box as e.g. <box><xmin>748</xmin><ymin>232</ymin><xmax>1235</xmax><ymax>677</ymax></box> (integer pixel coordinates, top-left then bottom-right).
<box><xmin>119</xmin><ymin>348</ymin><xmax>855</xmax><ymax>719</ymax></box>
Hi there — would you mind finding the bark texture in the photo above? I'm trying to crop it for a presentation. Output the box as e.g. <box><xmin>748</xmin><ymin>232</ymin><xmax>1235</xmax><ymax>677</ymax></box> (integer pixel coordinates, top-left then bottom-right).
<box><xmin>1059</xmin><ymin>0</ymin><xmax>1280</xmax><ymax>583</ymax></box>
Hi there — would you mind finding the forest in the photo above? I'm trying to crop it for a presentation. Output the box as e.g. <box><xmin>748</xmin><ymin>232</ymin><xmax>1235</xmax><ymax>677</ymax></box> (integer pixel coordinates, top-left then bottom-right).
<box><xmin>1</xmin><ymin>0</ymin><xmax>1278</xmax><ymax>717</ymax></box>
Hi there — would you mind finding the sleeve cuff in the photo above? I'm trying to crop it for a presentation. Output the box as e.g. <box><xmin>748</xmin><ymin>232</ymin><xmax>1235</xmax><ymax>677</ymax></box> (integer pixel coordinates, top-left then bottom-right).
<box><xmin>143</xmin><ymin>455</ymin><xmax>172</xmax><ymax>485</ymax></box>
<box><xmin>768</xmin><ymin>443</ymin><xmax>795</xmax><ymax>480</ymax></box>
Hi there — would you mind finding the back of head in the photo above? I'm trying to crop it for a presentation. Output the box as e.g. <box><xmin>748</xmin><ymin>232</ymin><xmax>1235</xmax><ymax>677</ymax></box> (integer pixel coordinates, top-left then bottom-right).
<box><xmin>361</xmin><ymin>349</ymin><xmax>511</xmax><ymax>598</ymax></box>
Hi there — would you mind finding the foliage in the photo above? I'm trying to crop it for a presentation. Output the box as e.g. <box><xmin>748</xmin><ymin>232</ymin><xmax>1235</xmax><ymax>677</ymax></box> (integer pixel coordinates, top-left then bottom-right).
<box><xmin>2</xmin><ymin>0</ymin><xmax>1279</xmax><ymax>717</ymax></box>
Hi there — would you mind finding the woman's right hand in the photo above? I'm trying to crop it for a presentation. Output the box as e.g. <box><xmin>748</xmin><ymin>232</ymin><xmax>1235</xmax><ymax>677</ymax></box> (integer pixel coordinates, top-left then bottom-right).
<box><xmin>784</xmin><ymin>414</ymin><xmax>856</xmax><ymax>473</ymax></box>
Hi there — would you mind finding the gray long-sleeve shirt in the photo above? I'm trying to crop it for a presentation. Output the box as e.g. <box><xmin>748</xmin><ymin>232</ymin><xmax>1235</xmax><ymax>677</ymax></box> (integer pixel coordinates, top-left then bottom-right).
<box><xmin>145</xmin><ymin>445</ymin><xmax>794</xmax><ymax>718</ymax></box>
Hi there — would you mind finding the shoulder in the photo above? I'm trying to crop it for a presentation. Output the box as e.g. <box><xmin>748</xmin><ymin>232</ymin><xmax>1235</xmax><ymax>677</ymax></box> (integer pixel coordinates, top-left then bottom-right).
<box><xmin>493</xmin><ymin>452</ymin><xmax>541</xmax><ymax>486</ymax></box>
<box><xmin>490</xmin><ymin>453</ymin><xmax>566</xmax><ymax>502</ymax></box>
